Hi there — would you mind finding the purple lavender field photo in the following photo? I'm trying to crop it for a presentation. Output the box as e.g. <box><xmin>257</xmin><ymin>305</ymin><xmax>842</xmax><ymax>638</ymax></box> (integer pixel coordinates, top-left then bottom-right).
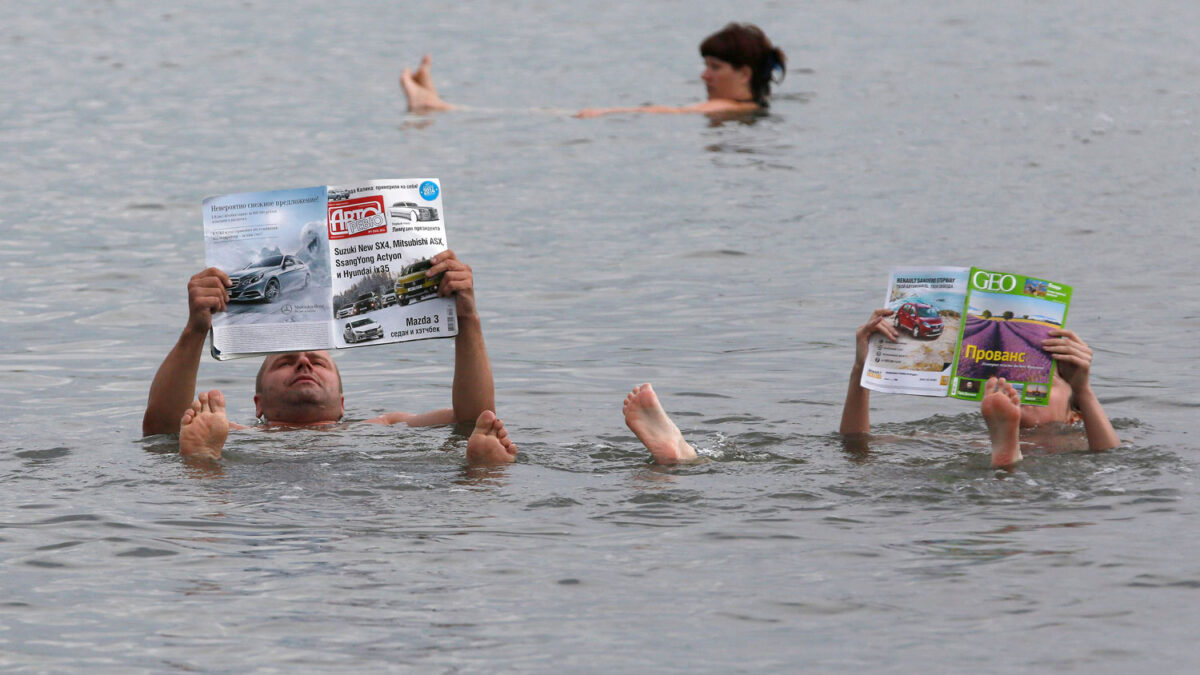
<box><xmin>956</xmin><ymin>316</ymin><xmax>1054</xmax><ymax>382</ymax></box>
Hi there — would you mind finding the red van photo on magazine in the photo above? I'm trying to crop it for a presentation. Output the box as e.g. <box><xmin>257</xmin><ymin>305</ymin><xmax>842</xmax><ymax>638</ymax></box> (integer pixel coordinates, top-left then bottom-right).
<box><xmin>893</xmin><ymin>302</ymin><xmax>944</xmax><ymax>339</ymax></box>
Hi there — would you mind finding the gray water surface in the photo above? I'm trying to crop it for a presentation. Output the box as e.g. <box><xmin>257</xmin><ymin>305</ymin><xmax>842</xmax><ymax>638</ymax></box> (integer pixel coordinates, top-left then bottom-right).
<box><xmin>2</xmin><ymin>1</ymin><xmax>1199</xmax><ymax>671</ymax></box>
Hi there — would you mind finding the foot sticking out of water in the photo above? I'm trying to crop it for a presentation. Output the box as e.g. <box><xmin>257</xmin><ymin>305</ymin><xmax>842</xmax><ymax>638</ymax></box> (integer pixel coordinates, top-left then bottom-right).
<box><xmin>982</xmin><ymin>377</ymin><xmax>1022</xmax><ymax>468</ymax></box>
<box><xmin>623</xmin><ymin>383</ymin><xmax>698</xmax><ymax>464</ymax></box>
<box><xmin>401</xmin><ymin>54</ymin><xmax>455</xmax><ymax>113</ymax></box>
<box><xmin>180</xmin><ymin>389</ymin><xmax>229</xmax><ymax>461</ymax></box>
<box><xmin>466</xmin><ymin>410</ymin><xmax>518</xmax><ymax>464</ymax></box>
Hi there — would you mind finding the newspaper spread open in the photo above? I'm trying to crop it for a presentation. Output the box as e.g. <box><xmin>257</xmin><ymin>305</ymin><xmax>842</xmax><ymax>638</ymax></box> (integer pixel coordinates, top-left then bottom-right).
<box><xmin>202</xmin><ymin>179</ymin><xmax>457</xmax><ymax>360</ymax></box>
<box><xmin>861</xmin><ymin>266</ymin><xmax>1072</xmax><ymax>406</ymax></box>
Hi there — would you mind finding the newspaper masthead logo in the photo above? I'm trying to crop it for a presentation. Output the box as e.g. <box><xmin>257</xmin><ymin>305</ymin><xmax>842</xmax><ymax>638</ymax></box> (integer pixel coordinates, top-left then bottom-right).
<box><xmin>328</xmin><ymin>195</ymin><xmax>387</xmax><ymax>240</ymax></box>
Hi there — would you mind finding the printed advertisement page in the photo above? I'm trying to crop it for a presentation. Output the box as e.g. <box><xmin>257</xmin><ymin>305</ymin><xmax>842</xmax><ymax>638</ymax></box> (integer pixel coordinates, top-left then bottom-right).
<box><xmin>327</xmin><ymin>179</ymin><xmax>458</xmax><ymax>349</ymax></box>
<box><xmin>860</xmin><ymin>267</ymin><xmax>968</xmax><ymax>396</ymax></box>
<box><xmin>948</xmin><ymin>268</ymin><xmax>1072</xmax><ymax>405</ymax></box>
<box><xmin>203</xmin><ymin>186</ymin><xmax>334</xmax><ymax>359</ymax></box>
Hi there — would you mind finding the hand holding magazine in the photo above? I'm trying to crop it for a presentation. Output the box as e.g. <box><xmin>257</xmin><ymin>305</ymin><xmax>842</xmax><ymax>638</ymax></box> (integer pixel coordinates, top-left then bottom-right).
<box><xmin>202</xmin><ymin>179</ymin><xmax>457</xmax><ymax>360</ymax></box>
<box><xmin>861</xmin><ymin>267</ymin><xmax>1072</xmax><ymax>406</ymax></box>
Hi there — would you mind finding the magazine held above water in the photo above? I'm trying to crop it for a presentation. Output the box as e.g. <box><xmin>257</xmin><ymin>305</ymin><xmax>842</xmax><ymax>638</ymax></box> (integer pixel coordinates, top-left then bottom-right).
<box><xmin>861</xmin><ymin>267</ymin><xmax>1072</xmax><ymax>406</ymax></box>
<box><xmin>203</xmin><ymin>179</ymin><xmax>457</xmax><ymax>360</ymax></box>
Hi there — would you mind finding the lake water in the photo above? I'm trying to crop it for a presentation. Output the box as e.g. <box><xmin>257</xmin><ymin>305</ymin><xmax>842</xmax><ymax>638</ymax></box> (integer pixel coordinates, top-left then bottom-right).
<box><xmin>2</xmin><ymin>1</ymin><xmax>1199</xmax><ymax>671</ymax></box>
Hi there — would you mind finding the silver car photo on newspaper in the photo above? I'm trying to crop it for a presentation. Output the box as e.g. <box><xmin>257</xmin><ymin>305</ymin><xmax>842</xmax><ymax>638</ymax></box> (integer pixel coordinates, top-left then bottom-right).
<box><xmin>389</xmin><ymin>201</ymin><xmax>439</xmax><ymax>222</ymax></box>
<box><xmin>228</xmin><ymin>254</ymin><xmax>309</xmax><ymax>302</ymax></box>
<box><xmin>343</xmin><ymin>318</ymin><xmax>384</xmax><ymax>343</ymax></box>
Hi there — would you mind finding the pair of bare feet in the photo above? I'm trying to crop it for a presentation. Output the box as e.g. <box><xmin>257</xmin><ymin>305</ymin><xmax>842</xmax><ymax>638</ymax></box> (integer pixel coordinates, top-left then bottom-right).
<box><xmin>400</xmin><ymin>54</ymin><xmax>454</xmax><ymax>113</ymax></box>
<box><xmin>178</xmin><ymin>390</ymin><xmax>517</xmax><ymax>464</ymax></box>
<box><xmin>624</xmin><ymin>379</ymin><xmax>1027</xmax><ymax>468</ymax></box>
<box><xmin>623</xmin><ymin>377</ymin><xmax>1031</xmax><ymax>468</ymax></box>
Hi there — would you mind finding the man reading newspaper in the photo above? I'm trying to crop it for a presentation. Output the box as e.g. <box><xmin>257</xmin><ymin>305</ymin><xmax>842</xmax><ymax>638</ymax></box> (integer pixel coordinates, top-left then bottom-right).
<box><xmin>142</xmin><ymin>250</ymin><xmax>516</xmax><ymax>465</ymax></box>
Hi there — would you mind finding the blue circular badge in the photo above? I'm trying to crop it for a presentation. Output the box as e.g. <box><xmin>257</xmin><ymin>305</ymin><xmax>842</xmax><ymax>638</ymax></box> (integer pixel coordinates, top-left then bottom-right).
<box><xmin>419</xmin><ymin>181</ymin><xmax>439</xmax><ymax>201</ymax></box>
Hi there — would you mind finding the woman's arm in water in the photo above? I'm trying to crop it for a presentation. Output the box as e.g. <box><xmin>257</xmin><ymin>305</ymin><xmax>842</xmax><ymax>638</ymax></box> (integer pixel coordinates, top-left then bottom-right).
<box><xmin>575</xmin><ymin>99</ymin><xmax>759</xmax><ymax>118</ymax></box>
<box><xmin>839</xmin><ymin>309</ymin><xmax>897</xmax><ymax>436</ymax></box>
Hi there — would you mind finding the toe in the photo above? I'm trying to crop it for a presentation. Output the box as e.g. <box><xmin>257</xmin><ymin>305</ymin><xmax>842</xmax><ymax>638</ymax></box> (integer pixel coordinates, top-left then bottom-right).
<box><xmin>474</xmin><ymin>409</ymin><xmax>497</xmax><ymax>431</ymax></box>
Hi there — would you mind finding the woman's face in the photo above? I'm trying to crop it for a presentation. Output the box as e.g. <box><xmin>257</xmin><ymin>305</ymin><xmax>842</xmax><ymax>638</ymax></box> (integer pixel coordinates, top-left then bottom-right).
<box><xmin>701</xmin><ymin>56</ymin><xmax>752</xmax><ymax>101</ymax></box>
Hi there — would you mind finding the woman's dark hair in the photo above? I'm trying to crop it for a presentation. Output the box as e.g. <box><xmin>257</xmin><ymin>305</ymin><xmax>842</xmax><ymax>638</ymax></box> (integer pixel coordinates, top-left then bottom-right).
<box><xmin>699</xmin><ymin>23</ymin><xmax>787</xmax><ymax>105</ymax></box>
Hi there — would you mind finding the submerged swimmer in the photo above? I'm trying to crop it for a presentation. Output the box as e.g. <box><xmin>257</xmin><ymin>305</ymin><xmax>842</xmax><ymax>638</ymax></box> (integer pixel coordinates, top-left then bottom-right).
<box><xmin>839</xmin><ymin>309</ymin><xmax>1120</xmax><ymax>468</ymax></box>
<box><xmin>401</xmin><ymin>22</ymin><xmax>787</xmax><ymax>118</ymax></box>
<box><xmin>143</xmin><ymin>250</ymin><xmax>516</xmax><ymax>465</ymax></box>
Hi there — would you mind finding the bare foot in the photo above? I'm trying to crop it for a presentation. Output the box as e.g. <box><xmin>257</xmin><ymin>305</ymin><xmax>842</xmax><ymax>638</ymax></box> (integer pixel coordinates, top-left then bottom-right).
<box><xmin>466</xmin><ymin>410</ymin><xmax>517</xmax><ymax>464</ymax></box>
<box><xmin>981</xmin><ymin>377</ymin><xmax>1022</xmax><ymax>468</ymax></box>
<box><xmin>623</xmin><ymin>383</ymin><xmax>698</xmax><ymax>464</ymax></box>
<box><xmin>180</xmin><ymin>389</ymin><xmax>229</xmax><ymax>461</ymax></box>
<box><xmin>401</xmin><ymin>54</ymin><xmax>455</xmax><ymax>112</ymax></box>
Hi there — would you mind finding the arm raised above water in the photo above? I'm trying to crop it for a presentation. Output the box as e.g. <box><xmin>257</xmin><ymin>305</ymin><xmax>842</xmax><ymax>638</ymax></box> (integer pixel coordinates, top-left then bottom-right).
<box><xmin>839</xmin><ymin>309</ymin><xmax>897</xmax><ymax>436</ymax></box>
<box><xmin>1043</xmin><ymin>329</ymin><xmax>1120</xmax><ymax>451</ymax></box>
<box><xmin>143</xmin><ymin>268</ymin><xmax>230</xmax><ymax>436</ymax></box>
<box><xmin>366</xmin><ymin>250</ymin><xmax>494</xmax><ymax>428</ymax></box>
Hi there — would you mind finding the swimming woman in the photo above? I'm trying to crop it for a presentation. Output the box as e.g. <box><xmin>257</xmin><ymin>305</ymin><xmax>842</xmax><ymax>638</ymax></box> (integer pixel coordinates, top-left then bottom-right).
<box><xmin>401</xmin><ymin>23</ymin><xmax>787</xmax><ymax>118</ymax></box>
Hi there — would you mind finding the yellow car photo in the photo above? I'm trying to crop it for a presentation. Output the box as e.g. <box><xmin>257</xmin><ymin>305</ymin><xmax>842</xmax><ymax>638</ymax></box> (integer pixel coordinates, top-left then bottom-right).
<box><xmin>395</xmin><ymin>259</ymin><xmax>442</xmax><ymax>307</ymax></box>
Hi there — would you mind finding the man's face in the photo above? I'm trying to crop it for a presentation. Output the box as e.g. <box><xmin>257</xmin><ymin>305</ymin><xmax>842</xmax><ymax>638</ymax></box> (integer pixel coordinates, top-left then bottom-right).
<box><xmin>254</xmin><ymin>351</ymin><xmax>344</xmax><ymax>425</ymax></box>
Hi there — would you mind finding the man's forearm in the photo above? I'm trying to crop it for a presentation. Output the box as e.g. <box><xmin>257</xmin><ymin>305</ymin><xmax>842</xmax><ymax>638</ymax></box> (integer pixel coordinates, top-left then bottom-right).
<box><xmin>451</xmin><ymin>313</ymin><xmax>494</xmax><ymax>424</ymax></box>
<box><xmin>142</xmin><ymin>328</ymin><xmax>207</xmax><ymax>436</ymax></box>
